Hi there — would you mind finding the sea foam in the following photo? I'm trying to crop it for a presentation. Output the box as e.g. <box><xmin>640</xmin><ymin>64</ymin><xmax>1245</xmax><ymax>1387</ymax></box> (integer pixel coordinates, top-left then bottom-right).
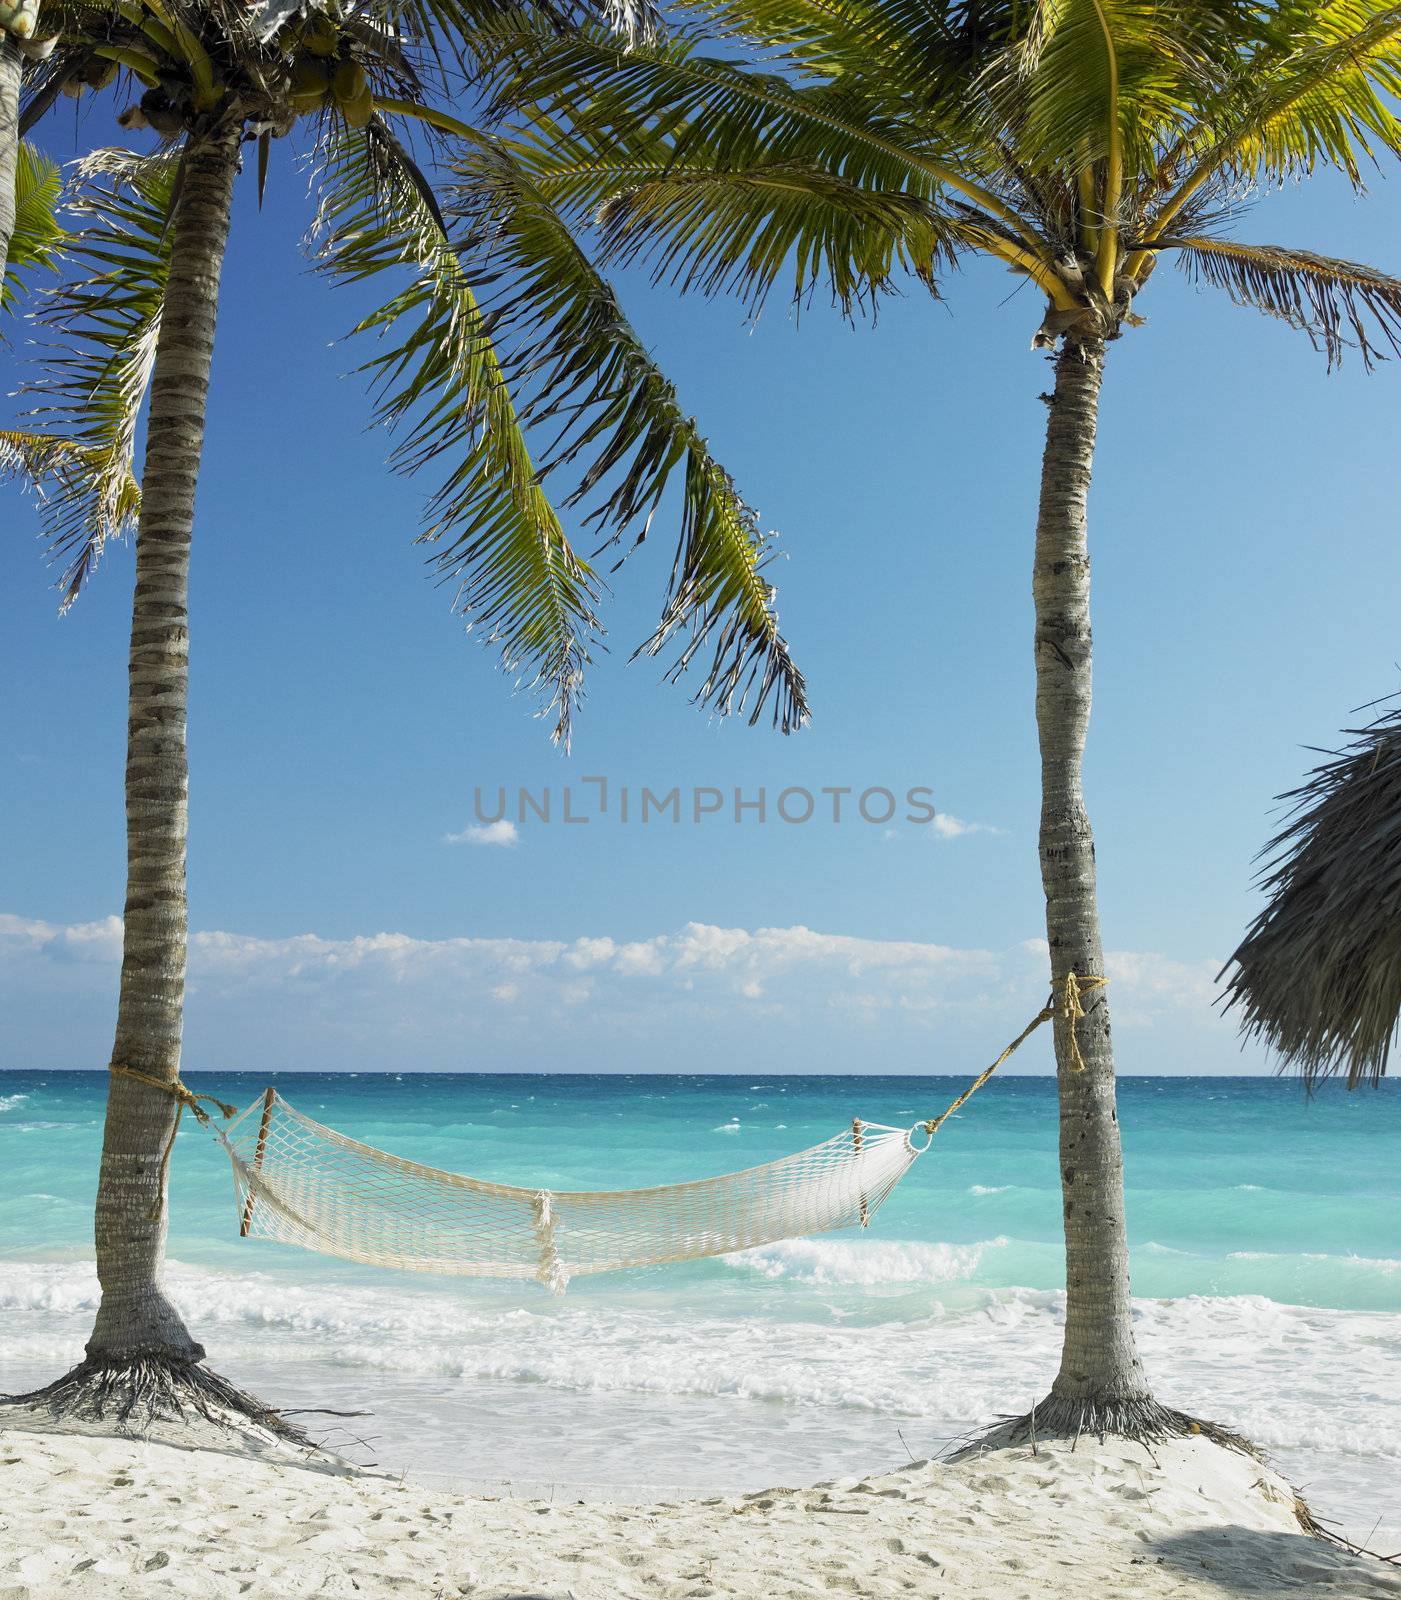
<box><xmin>725</xmin><ymin>1237</ymin><xmax>1006</xmax><ymax>1287</ymax></box>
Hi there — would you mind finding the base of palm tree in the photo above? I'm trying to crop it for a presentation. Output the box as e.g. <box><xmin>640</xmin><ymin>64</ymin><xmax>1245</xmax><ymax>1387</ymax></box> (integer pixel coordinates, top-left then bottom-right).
<box><xmin>985</xmin><ymin>1396</ymin><xmax>1258</xmax><ymax>1454</ymax></box>
<box><xmin>981</xmin><ymin>1401</ymin><xmax>1376</xmax><ymax>1553</ymax></box>
<box><xmin>1</xmin><ymin>1354</ymin><xmax>314</xmax><ymax>1446</ymax></box>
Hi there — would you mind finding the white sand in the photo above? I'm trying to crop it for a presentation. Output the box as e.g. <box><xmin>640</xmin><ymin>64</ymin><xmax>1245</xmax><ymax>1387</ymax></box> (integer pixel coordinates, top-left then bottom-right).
<box><xmin>2</xmin><ymin>1413</ymin><xmax>1399</xmax><ymax>1599</ymax></box>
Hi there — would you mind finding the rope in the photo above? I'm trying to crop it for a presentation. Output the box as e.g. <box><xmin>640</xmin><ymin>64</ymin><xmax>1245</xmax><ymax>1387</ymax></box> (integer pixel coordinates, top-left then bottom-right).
<box><xmin>1060</xmin><ymin>971</ymin><xmax>1109</xmax><ymax>1074</ymax></box>
<box><xmin>921</xmin><ymin>971</ymin><xmax>1108</xmax><ymax>1136</ymax></box>
<box><xmin>108</xmin><ymin>1064</ymin><xmax>239</xmax><ymax>1124</ymax></box>
<box><xmin>108</xmin><ymin>1065</ymin><xmax>239</xmax><ymax>1219</ymax></box>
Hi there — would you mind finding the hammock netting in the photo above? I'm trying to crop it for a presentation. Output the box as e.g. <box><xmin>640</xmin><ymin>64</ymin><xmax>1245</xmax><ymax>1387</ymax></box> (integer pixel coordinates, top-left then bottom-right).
<box><xmin>219</xmin><ymin>1092</ymin><xmax>925</xmax><ymax>1292</ymax></box>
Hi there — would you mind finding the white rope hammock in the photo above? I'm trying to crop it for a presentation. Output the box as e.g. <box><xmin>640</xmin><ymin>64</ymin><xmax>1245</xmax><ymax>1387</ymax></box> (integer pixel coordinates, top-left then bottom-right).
<box><xmin>217</xmin><ymin>1092</ymin><xmax>929</xmax><ymax>1292</ymax></box>
<box><xmin>123</xmin><ymin>973</ymin><xmax>1102</xmax><ymax>1292</ymax></box>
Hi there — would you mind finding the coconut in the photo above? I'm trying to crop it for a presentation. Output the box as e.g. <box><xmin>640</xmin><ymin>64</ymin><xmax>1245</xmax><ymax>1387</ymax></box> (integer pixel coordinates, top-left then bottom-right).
<box><xmin>342</xmin><ymin>83</ymin><xmax>373</xmax><ymax>127</ymax></box>
<box><xmin>289</xmin><ymin>54</ymin><xmax>331</xmax><ymax>113</ymax></box>
<box><xmin>331</xmin><ymin>58</ymin><xmax>366</xmax><ymax>103</ymax></box>
<box><xmin>303</xmin><ymin>13</ymin><xmax>339</xmax><ymax>56</ymax></box>
<box><xmin>291</xmin><ymin>55</ymin><xmax>331</xmax><ymax>94</ymax></box>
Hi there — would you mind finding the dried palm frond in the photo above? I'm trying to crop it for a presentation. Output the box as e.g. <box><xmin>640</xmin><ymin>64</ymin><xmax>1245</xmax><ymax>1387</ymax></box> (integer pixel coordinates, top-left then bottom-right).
<box><xmin>1222</xmin><ymin>699</ymin><xmax>1401</xmax><ymax>1086</ymax></box>
<box><xmin>1174</xmin><ymin>235</ymin><xmax>1401</xmax><ymax>368</ymax></box>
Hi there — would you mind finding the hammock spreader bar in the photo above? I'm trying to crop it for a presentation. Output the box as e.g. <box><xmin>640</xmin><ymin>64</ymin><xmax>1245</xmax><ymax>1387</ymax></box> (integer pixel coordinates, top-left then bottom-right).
<box><xmin>110</xmin><ymin>974</ymin><xmax>1105</xmax><ymax>1290</ymax></box>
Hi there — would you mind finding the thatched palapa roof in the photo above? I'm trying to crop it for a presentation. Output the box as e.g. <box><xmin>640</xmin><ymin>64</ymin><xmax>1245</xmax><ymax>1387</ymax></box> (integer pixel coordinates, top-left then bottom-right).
<box><xmin>1221</xmin><ymin>699</ymin><xmax>1401</xmax><ymax>1087</ymax></box>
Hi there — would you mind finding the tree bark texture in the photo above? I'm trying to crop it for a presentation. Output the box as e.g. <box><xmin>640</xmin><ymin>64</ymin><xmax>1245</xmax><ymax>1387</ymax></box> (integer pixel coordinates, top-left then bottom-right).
<box><xmin>0</xmin><ymin>37</ymin><xmax>22</xmax><ymax>290</ymax></box>
<box><xmin>1032</xmin><ymin>335</ymin><xmax>1151</xmax><ymax>1410</ymax></box>
<box><xmin>88</xmin><ymin>127</ymin><xmax>240</xmax><ymax>1362</ymax></box>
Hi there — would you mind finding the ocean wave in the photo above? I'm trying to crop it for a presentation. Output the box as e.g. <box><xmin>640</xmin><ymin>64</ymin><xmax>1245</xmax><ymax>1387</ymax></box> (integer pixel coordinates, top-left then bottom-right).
<box><xmin>967</xmin><ymin>1184</ymin><xmax>1009</xmax><ymax>1196</ymax></box>
<box><xmin>0</xmin><ymin>1094</ymin><xmax>29</xmax><ymax>1113</ymax></box>
<box><xmin>723</xmin><ymin>1237</ymin><xmax>1007</xmax><ymax>1287</ymax></box>
<box><xmin>1227</xmin><ymin>1249</ymin><xmax>1401</xmax><ymax>1274</ymax></box>
<box><xmin>2</xmin><ymin>1262</ymin><xmax>1397</xmax><ymax>1439</ymax></box>
<box><xmin>4</xmin><ymin>1262</ymin><xmax>1401</xmax><ymax>1492</ymax></box>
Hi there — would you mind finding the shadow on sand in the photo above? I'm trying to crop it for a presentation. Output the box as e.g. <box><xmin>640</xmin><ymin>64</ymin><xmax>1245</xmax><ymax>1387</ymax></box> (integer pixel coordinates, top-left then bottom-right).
<box><xmin>1149</xmin><ymin>1525</ymin><xmax>1401</xmax><ymax>1597</ymax></box>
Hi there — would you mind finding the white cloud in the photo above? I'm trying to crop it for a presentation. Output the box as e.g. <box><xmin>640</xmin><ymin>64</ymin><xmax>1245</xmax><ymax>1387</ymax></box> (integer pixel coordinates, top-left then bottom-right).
<box><xmin>443</xmin><ymin>820</ymin><xmax>519</xmax><ymax>848</ymax></box>
<box><xmin>0</xmin><ymin>912</ymin><xmax>124</xmax><ymax>962</ymax></box>
<box><xmin>1102</xmin><ymin>950</ymin><xmax>1220</xmax><ymax>1026</ymax></box>
<box><xmin>930</xmin><ymin>813</ymin><xmax>1006</xmax><ymax>840</ymax></box>
<box><xmin>614</xmin><ymin>940</ymin><xmax>667</xmax><ymax>977</ymax></box>
<box><xmin>0</xmin><ymin>907</ymin><xmax>1266</xmax><ymax>1075</ymax></box>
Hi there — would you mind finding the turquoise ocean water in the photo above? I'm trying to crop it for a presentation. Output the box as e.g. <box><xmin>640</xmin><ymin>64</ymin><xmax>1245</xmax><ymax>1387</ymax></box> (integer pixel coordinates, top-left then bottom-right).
<box><xmin>2</xmin><ymin>1071</ymin><xmax>1399</xmax><ymax>1537</ymax></box>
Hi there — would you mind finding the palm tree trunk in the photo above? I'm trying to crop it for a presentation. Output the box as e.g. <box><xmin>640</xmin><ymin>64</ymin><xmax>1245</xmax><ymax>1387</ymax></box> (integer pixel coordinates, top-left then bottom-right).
<box><xmin>86</xmin><ymin>126</ymin><xmax>241</xmax><ymax>1365</ymax></box>
<box><xmin>0</xmin><ymin>37</ymin><xmax>21</xmax><ymax>288</ymax></box>
<box><xmin>1030</xmin><ymin>334</ymin><xmax>1159</xmax><ymax>1432</ymax></box>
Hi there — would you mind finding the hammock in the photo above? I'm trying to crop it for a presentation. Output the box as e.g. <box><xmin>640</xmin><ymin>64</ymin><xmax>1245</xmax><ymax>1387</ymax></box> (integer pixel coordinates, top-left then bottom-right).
<box><xmin>218</xmin><ymin>1092</ymin><xmax>926</xmax><ymax>1291</ymax></box>
<box><xmin>119</xmin><ymin>973</ymin><xmax>1102</xmax><ymax>1291</ymax></box>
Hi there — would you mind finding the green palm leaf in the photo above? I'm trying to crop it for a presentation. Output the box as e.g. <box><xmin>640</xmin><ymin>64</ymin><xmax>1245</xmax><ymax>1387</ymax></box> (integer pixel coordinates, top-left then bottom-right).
<box><xmin>590</xmin><ymin>159</ymin><xmax>965</xmax><ymax>311</ymax></box>
<box><xmin>1148</xmin><ymin>3</ymin><xmax>1401</xmax><ymax>242</ymax></box>
<box><xmin>318</xmin><ymin>116</ymin><xmax>808</xmax><ymax>733</ymax></box>
<box><xmin>21</xmin><ymin>147</ymin><xmax>178</xmax><ymax>606</ymax></box>
<box><xmin>448</xmin><ymin>131</ymin><xmax>808</xmax><ymax>728</ymax></box>
<box><xmin>314</xmin><ymin>124</ymin><xmax>603</xmax><ymax>747</ymax></box>
<box><xmin>2</xmin><ymin>142</ymin><xmax>65</xmax><ymax>312</ymax></box>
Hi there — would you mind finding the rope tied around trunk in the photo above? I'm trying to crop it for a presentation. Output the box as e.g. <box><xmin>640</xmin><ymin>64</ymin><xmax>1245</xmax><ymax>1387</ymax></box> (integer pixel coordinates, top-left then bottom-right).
<box><xmin>1060</xmin><ymin>970</ymin><xmax>1109</xmax><ymax>1074</ymax></box>
<box><xmin>109</xmin><ymin>1064</ymin><xmax>239</xmax><ymax>1124</ymax></box>
<box><xmin>920</xmin><ymin>971</ymin><xmax>1108</xmax><ymax>1137</ymax></box>
<box><xmin>108</xmin><ymin>1065</ymin><xmax>239</xmax><ymax>1218</ymax></box>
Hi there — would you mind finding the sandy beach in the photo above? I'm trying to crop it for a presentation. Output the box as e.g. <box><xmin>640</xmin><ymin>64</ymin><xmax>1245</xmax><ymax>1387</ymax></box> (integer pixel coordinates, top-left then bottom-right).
<box><xmin>2</xmin><ymin>1410</ymin><xmax>1398</xmax><ymax>1600</ymax></box>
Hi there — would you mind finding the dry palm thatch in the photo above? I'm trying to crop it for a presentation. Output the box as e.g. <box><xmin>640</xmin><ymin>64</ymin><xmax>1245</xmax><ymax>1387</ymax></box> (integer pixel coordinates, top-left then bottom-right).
<box><xmin>1221</xmin><ymin>699</ymin><xmax>1401</xmax><ymax>1087</ymax></box>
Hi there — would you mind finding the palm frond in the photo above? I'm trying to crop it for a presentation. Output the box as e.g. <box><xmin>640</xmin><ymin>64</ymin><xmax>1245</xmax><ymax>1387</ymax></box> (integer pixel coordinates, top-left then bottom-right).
<box><xmin>22</xmin><ymin>146</ymin><xmax>178</xmax><ymax>606</ymax></box>
<box><xmin>491</xmin><ymin>31</ymin><xmax>1038</xmax><ymax>251</ymax></box>
<box><xmin>448</xmin><ymin>131</ymin><xmax>809</xmax><ymax>729</ymax></box>
<box><xmin>689</xmin><ymin>0</ymin><xmax>1004</xmax><ymax>115</ymax></box>
<box><xmin>591</xmin><ymin>160</ymin><xmax>966</xmax><ymax>313</ymax></box>
<box><xmin>1222</xmin><ymin>698</ymin><xmax>1401</xmax><ymax>1087</ymax></box>
<box><xmin>1</xmin><ymin>427</ymin><xmax>142</xmax><ymax>560</ymax></box>
<box><xmin>1240</xmin><ymin>2</ymin><xmax>1401</xmax><ymax>181</ymax></box>
<box><xmin>2</xmin><ymin>143</ymin><xmax>65</xmax><ymax>313</ymax></box>
<box><xmin>1150</xmin><ymin>3</ymin><xmax>1401</xmax><ymax>239</ymax></box>
<box><xmin>1002</xmin><ymin>0</ymin><xmax>1193</xmax><ymax>180</ymax></box>
<box><xmin>1173</xmin><ymin>233</ymin><xmax>1401</xmax><ymax>368</ymax></box>
<box><xmin>314</xmin><ymin>123</ymin><xmax>602</xmax><ymax>746</ymax></box>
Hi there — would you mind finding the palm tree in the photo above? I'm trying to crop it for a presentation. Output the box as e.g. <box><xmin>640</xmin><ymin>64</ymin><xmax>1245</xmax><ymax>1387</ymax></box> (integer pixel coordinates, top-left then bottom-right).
<box><xmin>6</xmin><ymin>0</ymin><xmax>804</xmax><ymax>1426</ymax></box>
<box><xmin>495</xmin><ymin>0</ymin><xmax>1401</xmax><ymax>1437</ymax></box>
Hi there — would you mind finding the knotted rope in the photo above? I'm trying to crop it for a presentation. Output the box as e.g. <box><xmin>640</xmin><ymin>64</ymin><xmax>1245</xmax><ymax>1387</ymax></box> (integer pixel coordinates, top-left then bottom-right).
<box><xmin>921</xmin><ymin>971</ymin><xmax>1109</xmax><ymax>1137</ymax></box>
<box><xmin>109</xmin><ymin>1064</ymin><xmax>239</xmax><ymax>1124</ymax></box>
<box><xmin>108</xmin><ymin>1064</ymin><xmax>239</xmax><ymax>1218</ymax></box>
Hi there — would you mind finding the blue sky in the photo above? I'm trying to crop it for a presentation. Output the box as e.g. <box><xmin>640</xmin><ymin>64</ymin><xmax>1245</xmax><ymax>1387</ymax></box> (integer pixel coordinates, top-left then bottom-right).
<box><xmin>4</xmin><ymin>110</ymin><xmax>1401</xmax><ymax>1075</ymax></box>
